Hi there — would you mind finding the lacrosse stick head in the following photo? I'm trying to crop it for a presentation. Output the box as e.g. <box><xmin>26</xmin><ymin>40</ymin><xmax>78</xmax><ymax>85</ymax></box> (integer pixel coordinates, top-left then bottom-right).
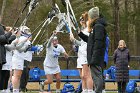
<box><xmin>61</xmin><ymin>0</ymin><xmax>66</xmax><ymax>7</ymax></box>
<box><xmin>29</xmin><ymin>0</ymin><xmax>39</xmax><ymax>12</ymax></box>
<box><xmin>55</xmin><ymin>4</ymin><xmax>61</xmax><ymax>13</ymax></box>
<box><xmin>25</xmin><ymin>0</ymin><xmax>31</xmax><ymax>5</ymax></box>
<box><xmin>48</xmin><ymin>6</ymin><xmax>59</xmax><ymax>20</ymax></box>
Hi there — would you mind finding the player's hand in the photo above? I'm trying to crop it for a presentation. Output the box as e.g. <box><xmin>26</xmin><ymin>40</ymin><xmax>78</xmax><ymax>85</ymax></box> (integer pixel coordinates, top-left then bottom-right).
<box><xmin>64</xmin><ymin>52</ymin><xmax>69</xmax><ymax>59</ymax></box>
<box><xmin>69</xmin><ymin>33</ymin><xmax>75</xmax><ymax>42</ymax></box>
<box><xmin>6</xmin><ymin>27</ymin><xmax>13</xmax><ymax>32</ymax></box>
<box><xmin>53</xmin><ymin>30</ymin><xmax>57</xmax><ymax>35</ymax></box>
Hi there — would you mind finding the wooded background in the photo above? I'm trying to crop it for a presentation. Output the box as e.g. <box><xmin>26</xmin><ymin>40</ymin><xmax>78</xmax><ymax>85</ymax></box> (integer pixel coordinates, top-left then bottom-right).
<box><xmin>0</xmin><ymin>0</ymin><xmax>140</xmax><ymax>57</ymax></box>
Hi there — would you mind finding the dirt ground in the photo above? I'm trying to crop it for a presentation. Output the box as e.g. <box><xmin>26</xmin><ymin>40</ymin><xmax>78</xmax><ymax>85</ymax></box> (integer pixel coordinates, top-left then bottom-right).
<box><xmin>27</xmin><ymin>82</ymin><xmax>140</xmax><ymax>91</ymax></box>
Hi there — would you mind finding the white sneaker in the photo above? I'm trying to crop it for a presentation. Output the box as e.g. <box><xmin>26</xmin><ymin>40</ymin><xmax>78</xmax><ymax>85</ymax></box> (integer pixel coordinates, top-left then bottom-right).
<box><xmin>1</xmin><ymin>90</ymin><xmax>6</xmax><ymax>93</ymax></box>
<box><xmin>40</xmin><ymin>81</ymin><xmax>44</xmax><ymax>92</ymax></box>
<box><xmin>102</xmin><ymin>89</ymin><xmax>106</xmax><ymax>93</ymax></box>
<box><xmin>56</xmin><ymin>89</ymin><xmax>60</xmax><ymax>93</ymax></box>
<box><xmin>6</xmin><ymin>89</ymin><xmax>11</xmax><ymax>93</ymax></box>
<box><xmin>88</xmin><ymin>90</ymin><xmax>95</xmax><ymax>93</ymax></box>
<box><xmin>82</xmin><ymin>90</ymin><xmax>88</xmax><ymax>93</ymax></box>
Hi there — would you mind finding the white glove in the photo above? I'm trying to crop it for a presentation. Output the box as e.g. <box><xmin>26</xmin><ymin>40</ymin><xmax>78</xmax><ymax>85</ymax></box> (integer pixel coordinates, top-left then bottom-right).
<box><xmin>36</xmin><ymin>45</ymin><xmax>43</xmax><ymax>55</ymax></box>
<box><xmin>37</xmin><ymin>45</ymin><xmax>43</xmax><ymax>51</ymax></box>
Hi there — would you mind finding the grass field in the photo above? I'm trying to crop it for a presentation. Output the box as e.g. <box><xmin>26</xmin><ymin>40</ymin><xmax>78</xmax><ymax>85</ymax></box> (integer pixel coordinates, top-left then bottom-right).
<box><xmin>26</xmin><ymin>91</ymin><xmax>118</xmax><ymax>93</ymax></box>
<box><xmin>27</xmin><ymin>82</ymin><xmax>119</xmax><ymax>90</ymax></box>
<box><xmin>25</xmin><ymin>82</ymin><xmax>140</xmax><ymax>93</ymax></box>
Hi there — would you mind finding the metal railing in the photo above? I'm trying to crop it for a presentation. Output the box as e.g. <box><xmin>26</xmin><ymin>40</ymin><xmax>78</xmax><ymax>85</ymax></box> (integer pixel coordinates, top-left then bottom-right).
<box><xmin>32</xmin><ymin>56</ymin><xmax>140</xmax><ymax>62</ymax></box>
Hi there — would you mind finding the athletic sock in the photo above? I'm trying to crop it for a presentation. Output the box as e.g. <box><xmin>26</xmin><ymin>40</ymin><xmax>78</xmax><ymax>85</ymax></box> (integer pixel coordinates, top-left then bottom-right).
<box><xmin>6</xmin><ymin>89</ymin><xmax>11</xmax><ymax>93</ymax></box>
<box><xmin>82</xmin><ymin>89</ymin><xmax>88</xmax><ymax>93</ymax></box>
<box><xmin>40</xmin><ymin>81</ymin><xmax>44</xmax><ymax>92</ymax></box>
<box><xmin>56</xmin><ymin>89</ymin><xmax>60</xmax><ymax>93</ymax></box>
<box><xmin>102</xmin><ymin>89</ymin><xmax>106</xmax><ymax>93</ymax></box>
<box><xmin>88</xmin><ymin>89</ymin><xmax>95</xmax><ymax>93</ymax></box>
<box><xmin>13</xmin><ymin>89</ymin><xmax>19</xmax><ymax>93</ymax></box>
<box><xmin>1</xmin><ymin>90</ymin><xmax>6</xmax><ymax>93</ymax></box>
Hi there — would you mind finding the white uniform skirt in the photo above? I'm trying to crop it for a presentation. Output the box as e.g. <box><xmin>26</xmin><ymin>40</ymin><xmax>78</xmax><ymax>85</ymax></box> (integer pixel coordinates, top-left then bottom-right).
<box><xmin>77</xmin><ymin>56</ymin><xmax>88</xmax><ymax>69</ymax></box>
<box><xmin>44</xmin><ymin>66</ymin><xmax>61</xmax><ymax>75</ymax></box>
<box><xmin>12</xmin><ymin>55</ymin><xmax>24</xmax><ymax>70</ymax></box>
<box><xmin>2</xmin><ymin>58</ymin><xmax>12</xmax><ymax>71</ymax></box>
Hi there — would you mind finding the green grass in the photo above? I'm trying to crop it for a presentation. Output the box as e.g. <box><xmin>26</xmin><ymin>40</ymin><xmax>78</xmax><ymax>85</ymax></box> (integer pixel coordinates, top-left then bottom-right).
<box><xmin>26</xmin><ymin>91</ymin><xmax>118</xmax><ymax>93</ymax></box>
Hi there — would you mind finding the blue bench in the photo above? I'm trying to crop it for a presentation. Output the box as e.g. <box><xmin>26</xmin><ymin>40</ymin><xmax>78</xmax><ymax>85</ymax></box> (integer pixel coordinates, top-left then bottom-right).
<box><xmin>29</xmin><ymin>69</ymin><xmax>80</xmax><ymax>91</ymax></box>
<box><xmin>28</xmin><ymin>69</ymin><xmax>140</xmax><ymax>91</ymax></box>
<box><xmin>29</xmin><ymin>69</ymin><xmax>80</xmax><ymax>82</ymax></box>
<box><xmin>29</xmin><ymin>69</ymin><xmax>140</xmax><ymax>82</ymax></box>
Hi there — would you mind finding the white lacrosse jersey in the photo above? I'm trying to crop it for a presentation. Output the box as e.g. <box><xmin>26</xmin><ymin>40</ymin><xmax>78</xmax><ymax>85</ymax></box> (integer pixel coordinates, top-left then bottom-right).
<box><xmin>13</xmin><ymin>36</ymin><xmax>32</xmax><ymax>61</ymax></box>
<box><xmin>78</xmin><ymin>27</ymin><xmax>89</xmax><ymax>58</ymax></box>
<box><xmin>44</xmin><ymin>44</ymin><xmax>65</xmax><ymax>67</ymax></box>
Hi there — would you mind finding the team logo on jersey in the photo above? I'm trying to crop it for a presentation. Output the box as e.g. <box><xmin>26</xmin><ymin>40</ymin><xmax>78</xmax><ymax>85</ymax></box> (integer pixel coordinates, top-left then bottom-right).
<box><xmin>18</xmin><ymin>65</ymin><xmax>21</xmax><ymax>68</ymax></box>
<box><xmin>53</xmin><ymin>49</ymin><xmax>60</xmax><ymax>58</ymax></box>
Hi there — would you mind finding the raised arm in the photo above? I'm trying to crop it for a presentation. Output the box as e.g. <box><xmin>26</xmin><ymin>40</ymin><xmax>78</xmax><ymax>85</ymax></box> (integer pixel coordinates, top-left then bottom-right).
<box><xmin>46</xmin><ymin>34</ymin><xmax>55</xmax><ymax>48</ymax></box>
<box><xmin>0</xmin><ymin>32</ymin><xmax>12</xmax><ymax>44</ymax></box>
<box><xmin>60</xmin><ymin>45</ymin><xmax>69</xmax><ymax>59</ymax></box>
<box><xmin>63</xmin><ymin>52</ymin><xmax>69</xmax><ymax>59</ymax></box>
<box><xmin>0</xmin><ymin>25</ymin><xmax>15</xmax><ymax>44</ymax></box>
<box><xmin>69</xmin><ymin>33</ymin><xmax>81</xmax><ymax>46</ymax></box>
<box><xmin>16</xmin><ymin>37</ymin><xmax>29</xmax><ymax>50</ymax></box>
<box><xmin>78</xmin><ymin>32</ymin><xmax>88</xmax><ymax>42</ymax></box>
<box><xmin>5</xmin><ymin>42</ymin><xmax>16</xmax><ymax>51</ymax></box>
<box><xmin>17</xmin><ymin>39</ymin><xmax>32</xmax><ymax>53</ymax></box>
<box><xmin>17</xmin><ymin>43</ymin><xmax>31</xmax><ymax>53</ymax></box>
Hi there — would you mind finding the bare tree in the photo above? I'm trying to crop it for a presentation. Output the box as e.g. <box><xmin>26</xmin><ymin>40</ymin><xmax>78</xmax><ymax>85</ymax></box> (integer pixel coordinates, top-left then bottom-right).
<box><xmin>0</xmin><ymin>0</ymin><xmax>7</xmax><ymax>22</ymax></box>
<box><xmin>125</xmin><ymin>0</ymin><xmax>129</xmax><ymax>42</ymax></box>
<box><xmin>109</xmin><ymin>0</ymin><xmax>115</xmax><ymax>52</ymax></box>
<box><xmin>138</xmin><ymin>0</ymin><xmax>140</xmax><ymax>9</ymax></box>
<box><xmin>136</xmin><ymin>0</ymin><xmax>140</xmax><ymax>55</ymax></box>
<box><xmin>114</xmin><ymin>0</ymin><xmax>120</xmax><ymax>48</ymax></box>
<box><xmin>125</xmin><ymin>0</ymin><xmax>137</xmax><ymax>55</ymax></box>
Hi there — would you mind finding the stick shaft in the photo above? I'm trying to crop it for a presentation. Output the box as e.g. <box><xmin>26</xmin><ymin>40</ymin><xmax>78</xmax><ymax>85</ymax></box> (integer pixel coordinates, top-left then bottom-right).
<box><xmin>32</xmin><ymin>18</ymin><xmax>50</xmax><ymax>44</ymax></box>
